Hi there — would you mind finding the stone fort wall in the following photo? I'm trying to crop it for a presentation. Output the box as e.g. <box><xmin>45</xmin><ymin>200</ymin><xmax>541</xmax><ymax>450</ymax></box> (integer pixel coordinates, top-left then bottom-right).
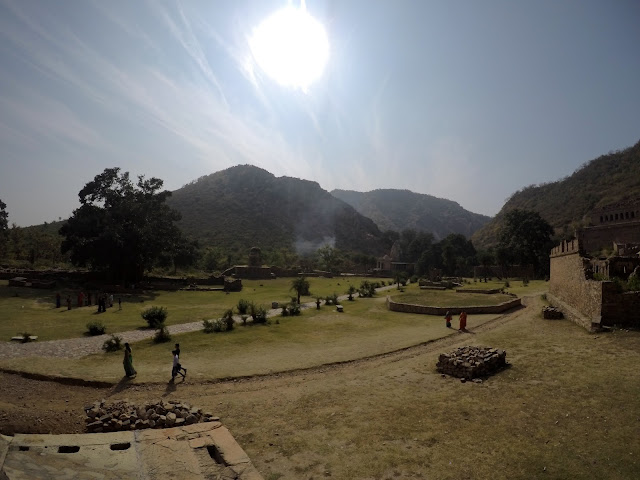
<box><xmin>549</xmin><ymin>239</ymin><xmax>640</xmax><ymax>330</ymax></box>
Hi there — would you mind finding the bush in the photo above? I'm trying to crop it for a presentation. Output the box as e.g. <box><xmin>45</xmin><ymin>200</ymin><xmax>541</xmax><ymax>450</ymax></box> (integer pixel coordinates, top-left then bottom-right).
<box><xmin>142</xmin><ymin>306</ymin><xmax>167</xmax><ymax>328</ymax></box>
<box><xmin>347</xmin><ymin>285</ymin><xmax>357</xmax><ymax>301</ymax></box>
<box><xmin>203</xmin><ymin>318</ymin><xmax>216</xmax><ymax>333</ymax></box>
<box><xmin>326</xmin><ymin>293</ymin><xmax>339</xmax><ymax>305</ymax></box>
<box><xmin>410</xmin><ymin>275</ymin><xmax>419</xmax><ymax>284</ymax></box>
<box><xmin>359</xmin><ymin>280</ymin><xmax>376</xmax><ymax>297</ymax></box>
<box><xmin>250</xmin><ymin>303</ymin><xmax>268</xmax><ymax>323</ymax></box>
<box><xmin>281</xmin><ymin>305</ymin><xmax>289</xmax><ymax>316</ymax></box>
<box><xmin>237</xmin><ymin>299</ymin><xmax>250</xmax><ymax>315</ymax></box>
<box><xmin>504</xmin><ymin>280</ymin><xmax>510</xmax><ymax>288</ymax></box>
<box><xmin>153</xmin><ymin>326</ymin><xmax>171</xmax><ymax>343</ymax></box>
<box><xmin>522</xmin><ymin>278</ymin><xmax>529</xmax><ymax>287</ymax></box>
<box><xmin>380</xmin><ymin>281</ymin><xmax>386</xmax><ymax>286</ymax></box>
<box><xmin>19</xmin><ymin>332</ymin><xmax>34</xmax><ymax>343</ymax></box>
<box><xmin>86</xmin><ymin>321</ymin><xmax>106</xmax><ymax>336</ymax></box>
<box><xmin>288</xmin><ymin>303</ymin><xmax>301</xmax><ymax>316</ymax></box>
<box><xmin>222</xmin><ymin>309</ymin><xmax>235</xmax><ymax>331</ymax></box>
<box><xmin>102</xmin><ymin>334</ymin><xmax>123</xmax><ymax>352</ymax></box>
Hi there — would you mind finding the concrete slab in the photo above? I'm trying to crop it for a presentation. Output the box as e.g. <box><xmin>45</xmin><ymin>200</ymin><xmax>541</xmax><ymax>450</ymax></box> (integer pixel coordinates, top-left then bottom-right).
<box><xmin>1</xmin><ymin>423</ymin><xmax>263</xmax><ymax>480</ymax></box>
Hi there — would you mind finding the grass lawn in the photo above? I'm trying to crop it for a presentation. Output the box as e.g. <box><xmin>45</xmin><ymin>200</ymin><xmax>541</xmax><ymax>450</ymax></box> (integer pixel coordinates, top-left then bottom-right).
<box><xmin>0</xmin><ymin>295</ymin><xmax>502</xmax><ymax>382</ymax></box>
<box><xmin>459</xmin><ymin>278</ymin><xmax>549</xmax><ymax>296</ymax></box>
<box><xmin>0</xmin><ymin>277</ymin><xmax>391</xmax><ymax>341</ymax></box>
<box><xmin>390</xmin><ymin>281</ymin><xmax>514</xmax><ymax>307</ymax></box>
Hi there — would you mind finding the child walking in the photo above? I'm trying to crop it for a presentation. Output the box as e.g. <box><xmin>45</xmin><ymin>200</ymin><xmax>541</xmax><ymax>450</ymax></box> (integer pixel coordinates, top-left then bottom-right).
<box><xmin>171</xmin><ymin>343</ymin><xmax>187</xmax><ymax>380</ymax></box>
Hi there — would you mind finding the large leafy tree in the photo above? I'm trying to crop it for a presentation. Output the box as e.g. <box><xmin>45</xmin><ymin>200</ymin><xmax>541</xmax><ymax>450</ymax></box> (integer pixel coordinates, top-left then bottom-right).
<box><xmin>497</xmin><ymin>209</ymin><xmax>554</xmax><ymax>277</ymax></box>
<box><xmin>60</xmin><ymin>168</ymin><xmax>189</xmax><ymax>283</ymax></box>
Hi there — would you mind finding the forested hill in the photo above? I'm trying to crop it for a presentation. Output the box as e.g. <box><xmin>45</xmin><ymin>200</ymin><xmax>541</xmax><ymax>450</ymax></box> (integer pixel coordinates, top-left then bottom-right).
<box><xmin>472</xmin><ymin>140</ymin><xmax>640</xmax><ymax>249</ymax></box>
<box><xmin>167</xmin><ymin>165</ymin><xmax>387</xmax><ymax>255</ymax></box>
<box><xmin>331</xmin><ymin>189</ymin><xmax>491</xmax><ymax>241</ymax></box>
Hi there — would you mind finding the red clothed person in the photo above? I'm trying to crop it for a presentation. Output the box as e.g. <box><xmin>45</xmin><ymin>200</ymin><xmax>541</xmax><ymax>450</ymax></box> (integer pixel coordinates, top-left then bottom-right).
<box><xmin>459</xmin><ymin>311</ymin><xmax>467</xmax><ymax>331</ymax></box>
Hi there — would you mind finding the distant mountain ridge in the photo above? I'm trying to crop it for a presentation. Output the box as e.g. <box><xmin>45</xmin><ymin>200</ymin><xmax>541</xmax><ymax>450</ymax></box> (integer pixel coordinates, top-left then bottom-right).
<box><xmin>331</xmin><ymin>189</ymin><xmax>491</xmax><ymax>240</ymax></box>
<box><xmin>167</xmin><ymin>165</ymin><xmax>387</xmax><ymax>255</ymax></box>
<box><xmin>472</xmin><ymin>140</ymin><xmax>640</xmax><ymax>249</ymax></box>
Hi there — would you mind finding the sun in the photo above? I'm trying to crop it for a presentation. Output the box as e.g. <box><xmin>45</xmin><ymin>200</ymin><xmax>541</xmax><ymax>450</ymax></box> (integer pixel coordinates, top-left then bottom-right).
<box><xmin>249</xmin><ymin>3</ymin><xmax>329</xmax><ymax>90</ymax></box>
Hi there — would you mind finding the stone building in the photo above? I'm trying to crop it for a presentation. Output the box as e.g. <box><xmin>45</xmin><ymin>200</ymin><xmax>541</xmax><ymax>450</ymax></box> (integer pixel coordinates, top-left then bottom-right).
<box><xmin>375</xmin><ymin>241</ymin><xmax>415</xmax><ymax>276</ymax></box>
<box><xmin>579</xmin><ymin>200</ymin><xmax>640</xmax><ymax>254</ymax></box>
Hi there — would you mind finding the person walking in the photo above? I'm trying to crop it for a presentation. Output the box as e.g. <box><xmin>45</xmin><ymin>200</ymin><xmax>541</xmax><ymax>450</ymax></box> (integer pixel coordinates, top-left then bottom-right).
<box><xmin>445</xmin><ymin>311</ymin><xmax>452</xmax><ymax>328</ymax></box>
<box><xmin>459</xmin><ymin>311</ymin><xmax>468</xmax><ymax>331</ymax></box>
<box><xmin>171</xmin><ymin>343</ymin><xmax>187</xmax><ymax>380</ymax></box>
<box><xmin>123</xmin><ymin>343</ymin><xmax>137</xmax><ymax>377</ymax></box>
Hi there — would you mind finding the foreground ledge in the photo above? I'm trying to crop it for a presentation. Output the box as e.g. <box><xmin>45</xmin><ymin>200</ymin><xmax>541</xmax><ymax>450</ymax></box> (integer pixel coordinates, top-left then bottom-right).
<box><xmin>0</xmin><ymin>422</ymin><xmax>263</xmax><ymax>479</ymax></box>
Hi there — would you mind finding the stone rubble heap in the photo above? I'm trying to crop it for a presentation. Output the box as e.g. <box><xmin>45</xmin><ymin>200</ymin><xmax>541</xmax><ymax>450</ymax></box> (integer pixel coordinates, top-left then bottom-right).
<box><xmin>542</xmin><ymin>306</ymin><xmax>564</xmax><ymax>319</ymax></box>
<box><xmin>436</xmin><ymin>346</ymin><xmax>507</xmax><ymax>379</ymax></box>
<box><xmin>84</xmin><ymin>399</ymin><xmax>218</xmax><ymax>433</ymax></box>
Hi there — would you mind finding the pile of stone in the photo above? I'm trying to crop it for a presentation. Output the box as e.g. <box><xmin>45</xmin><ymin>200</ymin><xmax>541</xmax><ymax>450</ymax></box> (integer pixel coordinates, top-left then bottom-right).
<box><xmin>436</xmin><ymin>346</ymin><xmax>507</xmax><ymax>379</ymax></box>
<box><xmin>542</xmin><ymin>306</ymin><xmax>564</xmax><ymax>319</ymax></box>
<box><xmin>84</xmin><ymin>399</ymin><xmax>218</xmax><ymax>433</ymax></box>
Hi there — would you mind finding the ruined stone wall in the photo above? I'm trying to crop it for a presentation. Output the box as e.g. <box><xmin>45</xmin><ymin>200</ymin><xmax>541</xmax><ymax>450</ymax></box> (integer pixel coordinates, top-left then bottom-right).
<box><xmin>602</xmin><ymin>290</ymin><xmax>640</xmax><ymax>328</ymax></box>
<box><xmin>579</xmin><ymin>222</ymin><xmax>640</xmax><ymax>254</ymax></box>
<box><xmin>386</xmin><ymin>296</ymin><xmax>521</xmax><ymax>315</ymax></box>
<box><xmin>548</xmin><ymin>243</ymin><xmax>604</xmax><ymax>329</ymax></box>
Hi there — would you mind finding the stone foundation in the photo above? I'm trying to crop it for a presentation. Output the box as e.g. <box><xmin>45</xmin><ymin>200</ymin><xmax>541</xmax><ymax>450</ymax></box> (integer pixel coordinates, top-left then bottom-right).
<box><xmin>85</xmin><ymin>399</ymin><xmax>217</xmax><ymax>433</ymax></box>
<box><xmin>436</xmin><ymin>346</ymin><xmax>507</xmax><ymax>379</ymax></box>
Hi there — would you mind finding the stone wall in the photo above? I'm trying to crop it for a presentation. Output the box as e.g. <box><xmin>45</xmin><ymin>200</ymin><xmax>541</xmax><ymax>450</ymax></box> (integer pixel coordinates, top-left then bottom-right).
<box><xmin>548</xmin><ymin>241</ymin><xmax>604</xmax><ymax>329</ymax></box>
<box><xmin>579</xmin><ymin>221</ymin><xmax>640</xmax><ymax>254</ymax></box>
<box><xmin>386</xmin><ymin>296</ymin><xmax>521</xmax><ymax>315</ymax></box>
<box><xmin>549</xmin><ymin>239</ymin><xmax>640</xmax><ymax>329</ymax></box>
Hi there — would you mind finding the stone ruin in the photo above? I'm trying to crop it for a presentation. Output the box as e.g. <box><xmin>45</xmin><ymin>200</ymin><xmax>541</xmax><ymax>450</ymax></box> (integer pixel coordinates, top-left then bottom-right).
<box><xmin>542</xmin><ymin>306</ymin><xmax>564</xmax><ymax>319</ymax></box>
<box><xmin>85</xmin><ymin>399</ymin><xmax>217</xmax><ymax>433</ymax></box>
<box><xmin>436</xmin><ymin>346</ymin><xmax>507</xmax><ymax>380</ymax></box>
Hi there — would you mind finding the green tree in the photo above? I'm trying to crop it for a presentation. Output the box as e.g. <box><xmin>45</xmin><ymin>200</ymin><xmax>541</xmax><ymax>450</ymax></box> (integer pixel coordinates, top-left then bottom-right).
<box><xmin>0</xmin><ymin>199</ymin><xmax>8</xmax><ymax>257</ymax></box>
<box><xmin>290</xmin><ymin>276</ymin><xmax>310</xmax><ymax>304</ymax></box>
<box><xmin>59</xmin><ymin>168</ymin><xmax>189</xmax><ymax>283</ymax></box>
<box><xmin>317</xmin><ymin>245</ymin><xmax>338</xmax><ymax>272</ymax></box>
<box><xmin>497</xmin><ymin>209</ymin><xmax>554</xmax><ymax>277</ymax></box>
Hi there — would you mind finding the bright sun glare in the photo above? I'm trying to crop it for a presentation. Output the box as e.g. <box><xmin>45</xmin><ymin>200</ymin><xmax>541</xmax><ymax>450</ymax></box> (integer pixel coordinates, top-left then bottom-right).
<box><xmin>249</xmin><ymin>3</ymin><xmax>329</xmax><ymax>90</ymax></box>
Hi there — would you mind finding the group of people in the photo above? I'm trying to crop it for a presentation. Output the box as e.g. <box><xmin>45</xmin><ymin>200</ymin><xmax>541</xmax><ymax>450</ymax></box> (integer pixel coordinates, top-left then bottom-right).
<box><xmin>55</xmin><ymin>291</ymin><xmax>121</xmax><ymax>311</ymax></box>
<box><xmin>444</xmin><ymin>310</ymin><xmax>468</xmax><ymax>331</ymax></box>
<box><xmin>122</xmin><ymin>342</ymin><xmax>187</xmax><ymax>381</ymax></box>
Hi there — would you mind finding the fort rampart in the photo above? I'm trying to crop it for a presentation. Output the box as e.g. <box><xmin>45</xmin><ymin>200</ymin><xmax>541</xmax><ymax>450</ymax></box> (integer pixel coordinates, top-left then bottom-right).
<box><xmin>548</xmin><ymin>239</ymin><xmax>640</xmax><ymax>330</ymax></box>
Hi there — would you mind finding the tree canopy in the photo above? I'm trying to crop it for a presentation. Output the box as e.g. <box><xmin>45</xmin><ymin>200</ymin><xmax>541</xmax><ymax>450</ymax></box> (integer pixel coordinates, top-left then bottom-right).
<box><xmin>59</xmin><ymin>168</ymin><xmax>191</xmax><ymax>283</ymax></box>
<box><xmin>497</xmin><ymin>209</ymin><xmax>554</xmax><ymax>276</ymax></box>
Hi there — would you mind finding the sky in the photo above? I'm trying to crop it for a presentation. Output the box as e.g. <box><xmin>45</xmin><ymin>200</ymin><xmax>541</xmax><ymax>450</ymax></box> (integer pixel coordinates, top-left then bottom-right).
<box><xmin>1</xmin><ymin>0</ymin><xmax>639</xmax><ymax>227</ymax></box>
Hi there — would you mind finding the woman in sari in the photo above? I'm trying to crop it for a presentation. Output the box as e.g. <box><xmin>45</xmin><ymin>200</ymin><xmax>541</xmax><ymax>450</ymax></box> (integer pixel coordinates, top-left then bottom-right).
<box><xmin>123</xmin><ymin>343</ymin><xmax>136</xmax><ymax>377</ymax></box>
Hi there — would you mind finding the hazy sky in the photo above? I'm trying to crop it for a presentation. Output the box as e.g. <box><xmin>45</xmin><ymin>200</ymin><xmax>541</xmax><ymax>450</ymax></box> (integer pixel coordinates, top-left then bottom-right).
<box><xmin>1</xmin><ymin>0</ymin><xmax>639</xmax><ymax>227</ymax></box>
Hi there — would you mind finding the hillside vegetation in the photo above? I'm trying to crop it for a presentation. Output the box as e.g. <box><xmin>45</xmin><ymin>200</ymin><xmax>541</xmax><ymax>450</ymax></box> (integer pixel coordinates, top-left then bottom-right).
<box><xmin>472</xmin><ymin>140</ymin><xmax>640</xmax><ymax>249</ymax></box>
<box><xmin>332</xmin><ymin>189</ymin><xmax>490</xmax><ymax>240</ymax></box>
<box><xmin>167</xmin><ymin>165</ymin><xmax>387</xmax><ymax>255</ymax></box>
